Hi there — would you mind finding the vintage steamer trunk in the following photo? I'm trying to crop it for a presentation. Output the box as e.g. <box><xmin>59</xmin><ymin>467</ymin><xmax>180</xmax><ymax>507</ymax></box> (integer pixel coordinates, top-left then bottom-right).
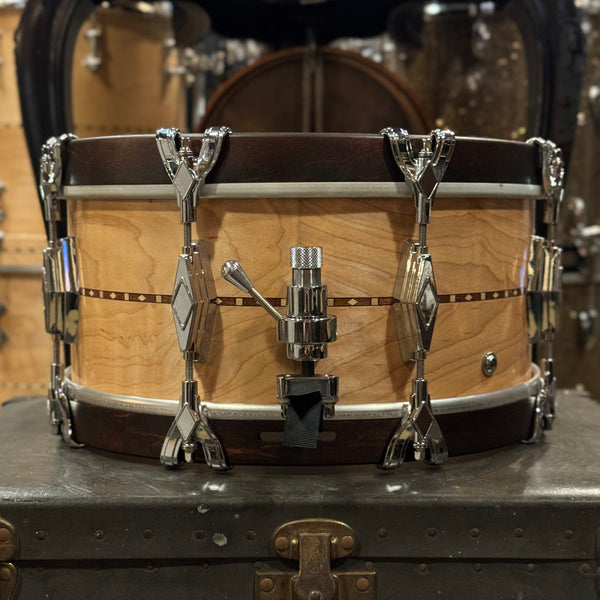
<box><xmin>1</xmin><ymin>392</ymin><xmax>599</xmax><ymax>599</ymax></box>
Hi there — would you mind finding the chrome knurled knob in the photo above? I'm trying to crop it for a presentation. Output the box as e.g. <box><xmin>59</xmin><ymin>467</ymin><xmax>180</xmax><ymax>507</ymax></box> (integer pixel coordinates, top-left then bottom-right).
<box><xmin>290</xmin><ymin>246</ymin><xmax>322</xmax><ymax>269</ymax></box>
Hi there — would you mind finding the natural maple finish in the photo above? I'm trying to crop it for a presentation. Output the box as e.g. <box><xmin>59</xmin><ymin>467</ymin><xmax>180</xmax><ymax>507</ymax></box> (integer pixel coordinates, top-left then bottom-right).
<box><xmin>69</xmin><ymin>194</ymin><xmax>534</xmax><ymax>405</ymax></box>
<box><xmin>71</xmin><ymin>8</ymin><xmax>186</xmax><ymax>136</ymax></box>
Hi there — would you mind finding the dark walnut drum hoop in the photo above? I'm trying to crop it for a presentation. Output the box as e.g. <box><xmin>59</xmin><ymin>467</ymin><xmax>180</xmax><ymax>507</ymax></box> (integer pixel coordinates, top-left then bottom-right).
<box><xmin>61</xmin><ymin>133</ymin><xmax>543</xmax><ymax>189</ymax></box>
<box><xmin>60</xmin><ymin>133</ymin><xmax>544</xmax><ymax>465</ymax></box>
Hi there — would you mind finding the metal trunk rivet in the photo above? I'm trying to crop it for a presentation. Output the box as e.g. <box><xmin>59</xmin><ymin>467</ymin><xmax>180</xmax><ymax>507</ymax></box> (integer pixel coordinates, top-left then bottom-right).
<box><xmin>426</xmin><ymin>528</ymin><xmax>437</xmax><ymax>538</ymax></box>
<box><xmin>341</xmin><ymin>535</ymin><xmax>355</xmax><ymax>551</ymax></box>
<box><xmin>470</xmin><ymin>528</ymin><xmax>480</xmax><ymax>538</ymax></box>
<box><xmin>527</xmin><ymin>564</ymin><xmax>535</xmax><ymax>573</ymax></box>
<box><xmin>143</xmin><ymin>529</ymin><xmax>153</xmax><ymax>539</ymax></box>
<box><xmin>309</xmin><ymin>592</ymin><xmax>322</xmax><ymax>600</ymax></box>
<box><xmin>473</xmin><ymin>563</ymin><xmax>483</xmax><ymax>572</ymax></box>
<box><xmin>94</xmin><ymin>529</ymin><xmax>104</xmax><ymax>540</ymax></box>
<box><xmin>274</xmin><ymin>536</ymin><xmax>289</xmax><ymax>551</ymax></box>
<box><xmin>35</xmin><ymin>530</ymin><xmax>47</xmax><ymax>541</ymax></box>
<box><xmin>417</xmin><ymin>564</ymin><xmax>428</xmax><ymax>573</ymax></box>
<box><xmin>514</xmin><ymin>528</ymin><xmax>524</xmax><ymax>538</ymax></box>
<box><xmin>481</xmin><ymin>352</ymin><xmax>498</xmax><ymax>377</ymax></box>
<box><xmin>377</xmin><ymin>528</ymin><xmax>389</xmax><ymax>539</ymax></box>
<box><xmin>259</xmin><ymin>577</ymin><xmax>275</xmax><ymax>593</ymax></box>
<box><xmin>563</xmin><ymin>529</ymin><xmax>574</xmax><ymax>540</ymax></box>
<box><xmin>356</xmin><ymin>578</ymin><xmax>370</xmax><ymax>592</ymax></box>
<box><xmin>579</xmin><ymin>563</ymin><xmax>592</xmax><ymax>576</ymax></box>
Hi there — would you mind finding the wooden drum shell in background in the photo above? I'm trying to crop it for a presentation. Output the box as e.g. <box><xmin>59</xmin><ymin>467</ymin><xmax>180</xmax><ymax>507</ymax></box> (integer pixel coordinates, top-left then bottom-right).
<box><xmin>63</xmin><ymin>134</ymin><xmax>536</xmax><ymax>410</ymax></box>
<box><xmin>0</xmin><ymin>5</ymin><xmax>53</xmax><ymax>404</ymax></box>
<box><xmin>71</xmin><ymin>7</ymin><xmax>186</xmax><ymax>136</ymax></box>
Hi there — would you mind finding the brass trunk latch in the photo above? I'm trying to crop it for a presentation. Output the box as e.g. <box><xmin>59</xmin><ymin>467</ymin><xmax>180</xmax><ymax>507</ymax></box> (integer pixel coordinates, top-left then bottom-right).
<box><xmin>256</xmin><ymin>519</ymin><xmax>376</xmax><ymax>600</ymax></box>
<box><xmin>0</xmin><ymin>517</ymin><xmax>18</xmax><ymax>600</ymax></box>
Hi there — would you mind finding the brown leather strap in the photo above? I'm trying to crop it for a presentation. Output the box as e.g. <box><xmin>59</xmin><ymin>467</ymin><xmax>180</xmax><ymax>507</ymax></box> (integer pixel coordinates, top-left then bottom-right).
<box><xmin>62</xmin><ymin>134</ymin><xmax>543</xmax><ymax>189</ymax></box>
<box><xmin>69</xmin><ymin>397</ymin><xmax>535</xmax><ymax>466</ymax></box>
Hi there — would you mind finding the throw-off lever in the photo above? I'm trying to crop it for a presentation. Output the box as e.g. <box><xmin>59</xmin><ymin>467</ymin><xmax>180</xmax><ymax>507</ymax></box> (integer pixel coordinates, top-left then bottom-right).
<box><xmin>221</xmin><ymin>247</ymin><xmax>339</xmax><ymax>448</ymax></box>
<box><xmin>221</xmin><ymin>247</ymin><xmax>337</xmax><ymax>360</ymax></box>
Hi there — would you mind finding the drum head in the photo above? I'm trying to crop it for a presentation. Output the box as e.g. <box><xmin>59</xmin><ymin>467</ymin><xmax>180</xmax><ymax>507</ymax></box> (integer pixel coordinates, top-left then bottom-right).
<box><xmin>197</xmin><ymin>46</ymin><xmax>432</xmax><ymax>133</ymax></box>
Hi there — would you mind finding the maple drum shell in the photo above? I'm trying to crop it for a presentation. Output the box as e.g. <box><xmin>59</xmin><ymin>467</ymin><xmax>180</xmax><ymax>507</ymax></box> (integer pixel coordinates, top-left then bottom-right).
<box><xmin>62</xmin><ymin>134</ymin><xmax>536</xmax><ymax>402</ymax></box>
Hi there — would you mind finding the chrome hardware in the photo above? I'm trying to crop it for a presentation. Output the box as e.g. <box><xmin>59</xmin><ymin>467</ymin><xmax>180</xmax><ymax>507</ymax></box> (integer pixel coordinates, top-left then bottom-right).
<box><xmin>48</xmin><ymin>362</ymin><xmax>83</xmax><ymax>448</ymax></box>
<box><xmin>222</xmin><ymin>260</ymin><xmax>284</xmax><ymax>323</ymax></box>
<box><xmin>157</xmin><ymin>127</ymin><xmax>229</xmax><ymax>470</ymax></box>
<box><xmin>524</xmin><ymin>357</ymin><xmax>556</xmax><ymax>443</ymax></box>
<box><xmin>381</xmin><ymin>127</ymin><xmax>455</xmax><ymax>228</ymax></box>
<box><xmin>172</xmin><ymin>240</ymin><xmax>216</xmax><ymax>362</ymax></box>
<box><xmin>277</xmin><ymin>374</ymin><xmax>338</xmax><ymax>419</ymax></box>
<box><xmin>382</xmin><ymin>128</ymin><xmax>454</xmax><ymax>469</ymax></box>
<box><xmin>42</xmin><ymin>237</ymin><xmax>80</xmax><ymax>345</ymax></box>
<box><xmin>40</xmin><ymin>134</ymin><xmax>77</xmax><ymax>227</ymax></box>
<box><xmin>40</xmin><ymin>134</ymin><xmax>81</xmax><ymax>448</ymax></box>
<box><xmin>481</xmin><ymin>352</ymin><xmax>498</xmax><ymax>377</ymax></box>
<box><xmin>82</xmin><ymin>14</ymin><xmax>102</xmax><ymax>72</ymax></box>
<box><xmin>392</xmin><ymin>241</ymin><xmax>439</xmax><ymax>362</ymax></box>
<box><xmin>156</xmin><ymin>126</ymin><xmax>230</xmax><ymax>225</ymax></box>
<box><xmin>527</xmin><ymin>138</ymin><xmax>564</xmax><ymax>232</ymax></box>
<box><xmin>222</xmin><ymin>247</ymin><xmax>338</xmax><ymax>448</ymax></box>
<box><xmin>0</xmin><ymin>517</ymin><xmax>18</xmax><ymax>600</ymax></box>
<box><xmin>222</xmin><ymin>248</ymin><xmax>338</xmax><ymax>361</ymax></box>
<box><xmin>160</xmin><ymin>380</ymin><xmax>228</xmax><ymax>469</ymax></box>
<box><xmin>382</xmin><ymin>378</ymin><xmax>447</xmax><ymax>467</ymax></box>
<box><xmin>526</xmin><ymin>236</ymin><xmax>562</xmax><ymax>344</ymax></box>
<box><xmin>256</xmin><ymin>519</ymin><xmax>376</xmax><ymax>600</ymax></box>
<box><xmin>523</xmin><ymin>138</ymin><xmax>565</xmax><ymax>443</ymax></box>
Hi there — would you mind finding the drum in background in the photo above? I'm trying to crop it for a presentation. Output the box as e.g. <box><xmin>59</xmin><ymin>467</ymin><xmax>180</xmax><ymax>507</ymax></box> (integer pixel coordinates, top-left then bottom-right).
<box><xmin>0</xmin><ymin>2</ymin><xmax>52</xmax><ymax>404</ymax></box>
<box><xmin>57</xmin><ymin>133</ymin><xmax>542</xmax><ymax>464</ymax></box>
<box><xmin>71</xmin><ymin>4</ymin><xmax>187</xmax><ymax>136</ymax></box>
<box><xmin>197</xmin><ymin>46</ymin><xmax>432</xmax><ymax>133</ymax></box>
<box><xmin>555</xmin><ymin>6</ymin><xmax>600</xmax><ymax>399</ymax></box>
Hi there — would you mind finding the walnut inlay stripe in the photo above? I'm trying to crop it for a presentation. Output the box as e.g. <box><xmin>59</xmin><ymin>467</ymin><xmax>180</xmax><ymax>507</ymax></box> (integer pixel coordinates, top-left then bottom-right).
<box><xmin>80</xmin><ymin>288</ymin><xmax>525</xmax><ymax>305</ymax></box>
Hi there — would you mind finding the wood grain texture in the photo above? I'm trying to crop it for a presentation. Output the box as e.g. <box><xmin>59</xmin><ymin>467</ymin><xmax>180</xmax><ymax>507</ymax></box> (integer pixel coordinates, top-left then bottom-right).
<box><xmin>0</xmin><ymin>273</ymin><xmax>52</xmax><ymax>404</ymax></box>
<box><xmin>71</xmin><ymin>8</ymin><xmax>186</xmax><ymax>136</ymax></box>
<box><xmin>0</xmin><ymin>8</ymin><xmax>23</xmax><ymax>127</ymax></box>
<box><xmin>0</xmin><ymin>128</ymin><xmax>47</xmax><ymax>244</ymax></box>
<box><xmin>69</xmin><ymin>194</ymin><xmax>533</xmax><ymax>404</ymax></box>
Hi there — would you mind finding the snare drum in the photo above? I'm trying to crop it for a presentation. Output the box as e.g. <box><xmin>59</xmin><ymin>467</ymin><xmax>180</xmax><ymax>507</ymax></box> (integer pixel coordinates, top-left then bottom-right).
<box><xmin>71</xmin><ymin>5</ymin><xmax>186</xmax><ymax>136</ymax></box>
<box><xmin>0</xmin><ymin>2</ymin><xmax>52</xmax><ymax>403</ymax></box>
<box><xmin>57</xmin><ymin>133</ymin><xmax>542</xmax><ymax>464</ymax></box>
